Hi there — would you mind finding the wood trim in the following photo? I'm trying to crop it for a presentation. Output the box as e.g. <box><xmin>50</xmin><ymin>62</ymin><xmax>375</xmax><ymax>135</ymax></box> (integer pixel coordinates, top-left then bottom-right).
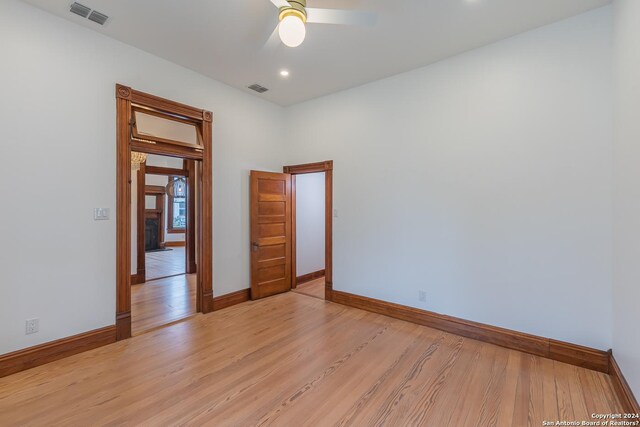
<box><xmin>0</xmin><ymin>326</ymin><xmax>116</xmax><ymax>378</ymax></box>
<box><xmin>212</xmin><ymin>289</ymin><xmax>251</xmax><ymax>311</ymax></box>
<box><xmin>283</xmin><ymin>160</ymin><xmax>333</xmax><ymax>175</ymax></box>
<box><xmin>116</xmin><ymin>88</ymin><xmax>132</xmax><ymax>340</ymax></box>
<box><xmin>297</xmin><ymin>269</ymin><xmax>325</xmax><ymax>285</ymax></box>
<box><xmin>116</xmin><ymin>84</ymin><xmax>132</xmax><ymax>100</ymax></box>
<box><xmin>145</xmin><ymin>185</ymin><xmax>165</xmax><ymax>195</ymax></box>
<box><xmin>185</xmin><ymin>159</ymin><xmax>197</xmax><ymax>274</ymax></box>
<box><xmin>199</xmin><ymin>114</ymin><xmax>214</xmax><ymax>314</ymax></box>
<box><xmin>609</xmin><ymin>351</ymin><xmax>640</xmax><ymax>413</ymax></box>
<box><xmin>130</xmin><ymin>140</ymin><xmax>204</xmax><ymax>161</ymax></box>
<box><xmin>291</xmin><ymin>175</ymin><xmax>297</xmax><ymax>288</ymax></box>
<box><xmin>116</xmin><ymin>83</ymin><xmax>214</xmax><ymax>339</ymax></box>
<box><xmin>165</xmin><ymin>241</ymin><xmax>186</xmax><ymax>247</ymax></box>
<box><xmin>130</xmin><ymin>89</ymin><xmax>206</xmax><ymax>122</ymax></box>
<box><xmin>130</xmin><ymin>273</ymin><xmax>145</xmax><ymax>285</ymax></box>
<box><xmin>145</xmin><ymin>165</ymin><xmax>189</xmax><ymax>177</ymax></box>
<box><xmin>283</xmin><ymin>160</ymin><xmax>333</xmax><ymax>301</ymax></box>
<box><xmin>116</xmin><ymin>311</ymin><xmax>131</xmax><ymax>341</ymax></box>
<box><xmin>548</xmin><ymin>339</ymin><xmax>611</xmax><ymax>374</ymax></box>
<box><xmin>325</xmin><ymin>168</ymin><xmax>333</xmax><ymax>302</ymax></box>
<box><xmin>136</xmin><ymin>164</ymin><xmax>146</xmax><ymax>284</ymax></box>
<box><xmin>331</xmin><ymin>290</ymin><xmax>610</xmax><ymax>373</ymax></box>
<box><xmin>133</xmin><ymin>134</ymin><xmax>203</xmax><ymax>152</ymax></box>
<box><xmin>133</xmin><ymin>105</ymin><xmax>201</xmax><ymax>126</ymax></box>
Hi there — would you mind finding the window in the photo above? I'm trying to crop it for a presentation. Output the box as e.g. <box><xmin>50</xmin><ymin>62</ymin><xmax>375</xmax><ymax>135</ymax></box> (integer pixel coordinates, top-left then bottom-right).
<box><xmin>171</xmin><ymin>198</ymin><xmax>186</xmax><ymax>229</ymax></box>
<box><xmin>167</xmin><ymin>176</ymin><xmax>187</xmax><ymax>233</ymax></box>
<box><xmin>131</xmin><ymin>107</ymin><xmax>203</xmax><ymax>150</ymax></box>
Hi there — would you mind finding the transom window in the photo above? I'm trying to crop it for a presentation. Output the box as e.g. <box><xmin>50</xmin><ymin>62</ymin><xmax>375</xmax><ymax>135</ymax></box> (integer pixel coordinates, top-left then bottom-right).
<box><xmin>131</xmin><ymin>107</ymin><xmax>203</xmax><ymax>150</ymax></box>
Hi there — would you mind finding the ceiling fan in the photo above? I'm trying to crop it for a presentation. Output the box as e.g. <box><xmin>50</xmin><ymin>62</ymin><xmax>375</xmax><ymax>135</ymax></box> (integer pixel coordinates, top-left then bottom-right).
<box><xmin>268</xmin><ymin>0</ymin><xmax>376</xmax><ymax>48</ymax></box>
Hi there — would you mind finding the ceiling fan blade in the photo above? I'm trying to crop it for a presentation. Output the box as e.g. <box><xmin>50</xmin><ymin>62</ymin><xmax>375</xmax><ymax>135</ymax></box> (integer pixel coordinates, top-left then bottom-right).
<box><xmin>306</xmin><ymin>8</ymin><xmax>377</xmax><ymax>26</ymax></box>
<box><xmin>270</xmin><ymin>0</ymin><xmax>291</xmax><ymax>8</ymax></box>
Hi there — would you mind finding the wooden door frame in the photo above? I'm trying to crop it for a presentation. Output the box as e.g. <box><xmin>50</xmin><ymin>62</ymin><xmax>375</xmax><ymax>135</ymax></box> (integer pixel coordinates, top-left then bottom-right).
<box><xmin>132</xmin><ymin>164</ymin><xmax>146</xmax><ymax>285</ymax></box>
<box><xmin>283</xmin><ymin>161</ymin><xmax>333</xmax><ymax>301</ymax></box>
<box><xmin>116</xmin><ymin>84</ymin><xmax>213</xmax><ymax>341</ymax></box>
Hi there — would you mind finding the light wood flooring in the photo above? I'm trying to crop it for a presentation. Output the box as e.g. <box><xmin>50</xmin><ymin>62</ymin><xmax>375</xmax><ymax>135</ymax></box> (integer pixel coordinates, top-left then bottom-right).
<box><xmin>145</xmin><ymin>246</ymin><xmax>185</xmax><ymax>280</ymax></box>
<box><xmin>292</xmin><ymin>277</ymin><xmax>325</xmax><ymax>300</ymax></box>
<box><xmin>0</xmin><ymin>291</ymin><xmax>624</xmax><ymax>426</ymax></box>
<box><xmin>131</xmin><ymin>273</ymin><xmax>196</xmax><ymax>335</ymax></box>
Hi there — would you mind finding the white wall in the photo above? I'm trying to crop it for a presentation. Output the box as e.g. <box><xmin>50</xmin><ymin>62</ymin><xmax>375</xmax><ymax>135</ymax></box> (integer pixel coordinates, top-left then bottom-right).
<box><xmin>296</xmin><ymin>173</ymin><xmax>325</xmax><ymax>276</ymax></box>
<box><xmin>0</xmin><ymin>0</ymin><xmax>285</xmax><ymax>354</ymax></box>
<box><xmin>285</xmin><ymin>7</ymin><xmax>614</xmax><ymax>349</ymax></box>
<box><xmin>612</xmin><ymin>0</ymin><xmax>640</xmax><ymax>398</ymax></box>
<box><xmin>0</xmin><ymin>0</ymin><xmax>625</xmax><ymax>364</ymax></box>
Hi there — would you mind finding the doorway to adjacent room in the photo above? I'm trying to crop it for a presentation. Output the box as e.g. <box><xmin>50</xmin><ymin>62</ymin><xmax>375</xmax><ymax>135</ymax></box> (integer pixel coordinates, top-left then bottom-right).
<box><xmin>115</xmin><ymin>84</ymin><xmax>213</xmax><ymax>340</ymax></box>
<box><xmin>290</xmin><ymin>170</ymin><xmax>327</xmax><ymax>300</ymax></box>
<box><xmin>130</xmin><ymin>154</ymin><xmax>197</xmax><ymax>335</ymax></box>
<box><xmin>248</xmin><ymin>161</ymin><xmax>333</xmax><ymax>302</ymax></box>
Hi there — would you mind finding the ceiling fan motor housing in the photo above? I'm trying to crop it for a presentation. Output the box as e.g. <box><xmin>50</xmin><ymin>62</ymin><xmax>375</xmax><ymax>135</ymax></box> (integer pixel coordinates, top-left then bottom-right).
<box><xmin>279</xmin><ymin>0</ymin><xmax>307</xmax><ymax>22</ymax></box>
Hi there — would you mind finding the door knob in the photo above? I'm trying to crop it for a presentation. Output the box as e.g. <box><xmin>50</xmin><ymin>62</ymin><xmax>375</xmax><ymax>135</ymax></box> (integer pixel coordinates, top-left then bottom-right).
<box><xmin>252</xmin><ymin>242</ymin><xmax>259</xmax><ymax>252</ymax></box>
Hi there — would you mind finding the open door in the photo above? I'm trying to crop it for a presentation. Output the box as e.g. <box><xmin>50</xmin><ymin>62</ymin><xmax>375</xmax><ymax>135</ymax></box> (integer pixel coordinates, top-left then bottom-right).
<box><xmin>250</xmin><ymin>171</ymin><xmax>292</xmax><ymax>299</ymax></box>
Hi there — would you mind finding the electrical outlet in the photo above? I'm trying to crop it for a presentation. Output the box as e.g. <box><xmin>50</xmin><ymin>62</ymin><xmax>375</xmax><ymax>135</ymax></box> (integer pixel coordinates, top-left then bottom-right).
<box><xmin>418</xmin><ymin>291</ymin><xmax>427</xmax><ymax>303</ymax></box>
<box><xmin>25</xmin><ymin>318</ymin><xmax>39</xmax><ymax>335</ymax></box>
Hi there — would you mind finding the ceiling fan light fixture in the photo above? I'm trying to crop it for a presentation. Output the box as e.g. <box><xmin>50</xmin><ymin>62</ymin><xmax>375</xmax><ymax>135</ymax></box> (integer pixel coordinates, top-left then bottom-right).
<box><xmin>278</xmin><ymin>11</ymin><xmax>306</xmax><ymax>48</ymax></box>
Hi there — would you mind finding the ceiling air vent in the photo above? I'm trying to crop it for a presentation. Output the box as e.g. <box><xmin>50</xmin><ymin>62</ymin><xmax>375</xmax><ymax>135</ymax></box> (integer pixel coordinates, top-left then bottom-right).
<box><xmin>248</xmin><ymin>84</ymin><xmax>269</xmax><ymax>94</ymax></box>
<box><xmin>88</xmin><ymin>10</ymin><xmax>109</xmax><ymax>25</ymax></box>
<box><xmin>69</xmin><ymin>2</ymin><xmax>91</xmax><ymax>18</ymax></box>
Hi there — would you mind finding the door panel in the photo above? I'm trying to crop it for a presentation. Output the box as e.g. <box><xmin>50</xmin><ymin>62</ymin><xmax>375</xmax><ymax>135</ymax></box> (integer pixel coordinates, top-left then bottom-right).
<box><xmin>250</xmin><ymin>171</ymin><xmax>292</xmax><ymax>299</ymax></box>
<box><xmin>259</xmin><ymin>223</ymin><xmax>286</xmax><ymax>237</ymax></box>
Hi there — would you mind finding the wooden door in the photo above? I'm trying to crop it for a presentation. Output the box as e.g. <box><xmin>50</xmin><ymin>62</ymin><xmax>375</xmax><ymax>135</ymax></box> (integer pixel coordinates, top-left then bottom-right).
<box><xmin>250</xmin><ymin>171</ymin><xmax>292</xmax><ymax>299</ymax></box>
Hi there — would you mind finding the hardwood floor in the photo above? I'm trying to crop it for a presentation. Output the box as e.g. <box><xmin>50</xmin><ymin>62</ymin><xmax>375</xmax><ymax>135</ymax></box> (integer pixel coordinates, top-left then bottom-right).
<box><xmin>0</xmin><ymin>291</ymin><xmax>624</xmax><ymax>426</ymax></box>
<box><xmin>131</xmin><ymin>273</ymin><xmax>196</xmax><ymax>335</ymax></box>
<box><xmin>145</xmin><ymin>246</ymin><xmax>185</xmax><ymax>280</ymax></box>
<box><xmin>293</xmin><ymin>277</ymin><xmax>325</xmax><ymax>300</ymax></box>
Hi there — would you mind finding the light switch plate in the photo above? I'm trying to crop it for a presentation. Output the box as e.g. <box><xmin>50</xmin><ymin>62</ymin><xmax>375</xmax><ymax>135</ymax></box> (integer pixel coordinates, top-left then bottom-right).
<box><xmin>94</xmin><ymin>208</ymin><xmax>110</xmax><ymax>220</ymax></box>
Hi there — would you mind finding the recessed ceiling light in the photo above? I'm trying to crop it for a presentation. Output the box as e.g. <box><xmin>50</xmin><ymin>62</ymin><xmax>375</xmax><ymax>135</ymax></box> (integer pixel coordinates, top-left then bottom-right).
<box><xmin>280</xmin><ymin>70</ymin><xmax>290</xmax><ymax>77</ymax></box>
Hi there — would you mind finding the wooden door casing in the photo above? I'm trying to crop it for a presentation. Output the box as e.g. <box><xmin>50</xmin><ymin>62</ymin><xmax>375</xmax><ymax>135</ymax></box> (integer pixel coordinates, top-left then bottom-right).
<box><xmin>116</xmin><ymin>84</ymin><xmax>213</xmax><ymax>340</ymax></box>
<box><xmin>250</xmin><ymin>171</ymin><xmax>292</xmax><ymax>299</ymax></box>
<box><xmin>283</xmin><ymin>161</ymin><xmax>334</xmax><ymax>301</ymax></box>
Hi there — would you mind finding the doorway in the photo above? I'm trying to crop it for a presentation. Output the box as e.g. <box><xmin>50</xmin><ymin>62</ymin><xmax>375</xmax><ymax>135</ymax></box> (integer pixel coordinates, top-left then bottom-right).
<box><xmin>290</xmin><ymin>171</ymin><xmax>326</xmax><ymax>300</ymax></box>
<box><xmin>115</xmin><ymin>84</ymin><xmax>213</xmax><ymax>341</ymax></box>
<box><xmin>129</xmin><ymin>154</ymin><xmax>197</xmax><ymax>335</ymax></box>
<box><xmin>139</xmin><ymin>157</ymin><xmax>195</xmax><ymax>282</ymax></box>
<box><xmin>248</xmin><ymin>161</ymin><xmax>333</xmax><ymax>302</ymax></box>
<box><xmin>285</xmin><ymin>161</ymin><xmax>333</xmax><ymax>301</ymax></box>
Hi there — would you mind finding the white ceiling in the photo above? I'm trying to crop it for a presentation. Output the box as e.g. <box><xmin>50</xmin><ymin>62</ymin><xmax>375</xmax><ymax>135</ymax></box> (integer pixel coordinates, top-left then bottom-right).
<box><xmin>23</xmin><ymin>0</ymin><xmax>611</xmax><ymax>106</ymax></box>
